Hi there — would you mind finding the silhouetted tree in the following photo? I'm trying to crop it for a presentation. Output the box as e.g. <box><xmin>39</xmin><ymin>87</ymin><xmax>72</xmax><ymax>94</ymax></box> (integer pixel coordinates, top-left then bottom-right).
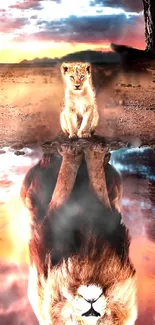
<box><xmin>111</xmin><ymin>0</ymin><xmax>155</xmax><ymax>68</ymax></box>
<box><xmin>143</xmin><ymin>0</ymin><xmax>155</xmax><ymax>52</ymax></box>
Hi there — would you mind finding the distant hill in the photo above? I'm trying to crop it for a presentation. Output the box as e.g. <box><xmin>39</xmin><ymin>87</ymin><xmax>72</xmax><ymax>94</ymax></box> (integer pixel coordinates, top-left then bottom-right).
<box><xmin>19</xmin><ymin>57</ymin><xmax>59</xmax><ymax>66</ymax></box>
<box><xmin>19</xmin><ymin>50</ymin><xmax>120</xmax><ymax>66</ymax></box>
<box><xmin>60</xmin><ymin>50</ymin><xmax>120</xmax><ymax>64</ymax></box>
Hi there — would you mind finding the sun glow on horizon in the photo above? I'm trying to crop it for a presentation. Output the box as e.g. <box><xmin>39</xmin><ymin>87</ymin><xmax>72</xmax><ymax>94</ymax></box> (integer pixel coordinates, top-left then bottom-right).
<box><xmin>0</xmin><ymin>41</ymin><xmax>112</xmax><ymax>63</ymax></box>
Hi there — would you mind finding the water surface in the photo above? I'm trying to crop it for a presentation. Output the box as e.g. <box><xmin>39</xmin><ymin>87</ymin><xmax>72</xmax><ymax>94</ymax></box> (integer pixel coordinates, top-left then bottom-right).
<box><xmin>0</xmin><ymin>145</ymin><xmax>155</xmax><ymax>325</ymax></box>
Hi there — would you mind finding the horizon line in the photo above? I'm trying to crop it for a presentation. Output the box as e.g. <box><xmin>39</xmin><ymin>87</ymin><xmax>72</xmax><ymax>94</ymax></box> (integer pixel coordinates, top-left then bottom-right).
<box><xmin>0</xmin><ymin>48</ymin><xmax>115</xmax><ymax>64</ymax></box>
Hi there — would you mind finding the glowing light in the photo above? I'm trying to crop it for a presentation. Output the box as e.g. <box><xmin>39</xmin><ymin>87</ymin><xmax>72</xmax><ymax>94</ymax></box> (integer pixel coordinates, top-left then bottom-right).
<box><xmin>0</xmin><ymin>147</ymin><xmax>41</xmax><ymax>262</ymax></box>
<box><xmin>0</xmin><ymin>34</ymin><xmax>15</xmax><ymax>50</ymax></box>
<box><xmin>38</xmin><ymin>0</ymin><xmax>143</xmax><ymax>21</ymax></box>
<box><xmin>11</xmin><ymin>40</ymin><xmax>57</xmax><ymax>53</ymax></box>
<box><xmin>0</xmin><ymin>0</ymin><xmax>16</xmax><ymax>9</ymax></box>
<box><xmin>0</xmin><ymin>40</ymin><xmax>112</xmax><ymax>63</ymax></box>
<box><xmin>0</xmin><ymin>195</ymin><xmax>31</xmax><ymax>263</ymax></box>
<box><xmin>8</xmin><ymin>196</ymin><xmax>31</xmax><ymax>242</ymax></box>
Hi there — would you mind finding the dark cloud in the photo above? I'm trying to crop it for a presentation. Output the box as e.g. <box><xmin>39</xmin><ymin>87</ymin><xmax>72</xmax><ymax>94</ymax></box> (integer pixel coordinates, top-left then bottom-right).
<box><xmin>10</xmin><ymin>0</ymin><xmax>143</xmax><ymax>12</ymax></box>
<box><xmin>16</xmin><ymin>14</ymin><xmax>144</xmax><ymax>46</ymax></box>
<box><xmin>89</xmin><ymin>0</ymin><xmax>143</xmax><ymax>12</ymax></box>
<box><xmin>30</xmin><ymin>0</ymin><xmax>143</xmax><ymax>12</ymax></box>
<box><xmin>9</xmin><ymin>0</ymin><xmax>43</xmax><ymax>10</ymax></box>
<box><xmin>3</xmin><ymin>0</ymin><xmax>144</xmax><ymax>48</ymax></box>
<box><xmin>30</xmin><ymin>15</ymin><xmax>38</xmax><ymax>19</ymax></box>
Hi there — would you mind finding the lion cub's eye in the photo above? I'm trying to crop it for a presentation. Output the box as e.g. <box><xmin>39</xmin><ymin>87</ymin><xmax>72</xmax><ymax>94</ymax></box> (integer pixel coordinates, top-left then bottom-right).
<box><xmin>70</xmin><ymin>75</ymin><xmax>74</xmax><ymax>80</ymax></box>
<box><xmin>80</xmin><ymin>75</ymin><xmax>85</xmax><ymax>80</ymax></box>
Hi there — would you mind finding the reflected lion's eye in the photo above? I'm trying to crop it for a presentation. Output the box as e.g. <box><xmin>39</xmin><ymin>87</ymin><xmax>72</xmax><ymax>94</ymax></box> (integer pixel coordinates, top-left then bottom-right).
<box><xmin>80</xmin><ymin>75</ymin><xmax>85</xmax><ymax>80</ymax></box>
<box><xmin>70</xmin><ymin>75</ymin><xmax>74</xmax><ymax>80</ymax></box>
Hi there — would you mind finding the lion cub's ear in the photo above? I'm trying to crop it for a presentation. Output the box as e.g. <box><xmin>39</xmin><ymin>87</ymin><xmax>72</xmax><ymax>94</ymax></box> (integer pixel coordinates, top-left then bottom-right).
<box><xmin>85</xmin><ymin>63</ymin><xmax>91</xmax><ymax>75</ymax></box>
<box><xmin>61</xmin><ymin>62</ymin><xmax>69</xmax><ymax>75</ymax></box>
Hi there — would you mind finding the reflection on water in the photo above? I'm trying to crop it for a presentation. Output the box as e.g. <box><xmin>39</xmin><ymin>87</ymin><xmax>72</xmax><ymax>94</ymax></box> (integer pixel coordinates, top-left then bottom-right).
<box><xmin>0</xmin><ymin>145</ymin><xmax>155</xmax><ymax>324</ymax></box>
<box><xmin>0</xmin><ymin>146</ymin><xmax>43</xmax><ymax>263</ymax></box>
<box><xmin>111</xmin><ymin>147</ymin><xmax>155</xmax><ymax>236</ymax></box>
<box><xmin>112</xmin><ymin>147</ymin><xmax>155</xmax><ymax>325</ymax></box>
<box><xmin>0</xmin><ymin>146</ymin><xmax>42</xmax><ymax>202</ymax></box>
<box><xmin>111</xmin><ymin>147</ymin><xmax>155</xmax><ymax>181</ymax></box>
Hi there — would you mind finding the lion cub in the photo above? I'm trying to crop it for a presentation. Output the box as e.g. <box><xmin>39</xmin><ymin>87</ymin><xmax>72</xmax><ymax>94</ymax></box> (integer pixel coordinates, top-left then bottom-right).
<box><xmin>60</xmin><ymin>61</ymin><xmax>99</xmax><ymax>138</ymax></box>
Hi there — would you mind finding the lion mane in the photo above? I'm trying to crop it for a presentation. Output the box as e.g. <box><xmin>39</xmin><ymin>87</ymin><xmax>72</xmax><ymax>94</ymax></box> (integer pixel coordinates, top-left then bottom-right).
<box><xmin>28</xmin><ymin>207</ymin><xmax>137</xmax><ymax>325</ymax></box>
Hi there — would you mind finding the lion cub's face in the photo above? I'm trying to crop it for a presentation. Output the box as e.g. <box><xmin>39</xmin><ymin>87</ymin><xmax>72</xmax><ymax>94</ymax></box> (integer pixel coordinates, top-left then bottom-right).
<box><xmin>61</xmin><ymin>62</ymin><xmax>92</xmax><ymax>93</ymax></box>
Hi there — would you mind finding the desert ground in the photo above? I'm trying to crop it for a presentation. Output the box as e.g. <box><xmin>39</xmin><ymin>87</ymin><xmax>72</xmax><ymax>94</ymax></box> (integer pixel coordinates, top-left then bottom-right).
<box><xmin>0</xmin><ymin>63</ymin><xmax>155</xmax><ymax>148</ymax></box>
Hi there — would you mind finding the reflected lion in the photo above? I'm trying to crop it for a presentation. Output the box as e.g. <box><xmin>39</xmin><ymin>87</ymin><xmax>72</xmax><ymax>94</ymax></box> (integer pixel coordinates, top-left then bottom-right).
<box><xmin>21</xmin><ymin>145</ymin><xmax>137</xmax><ymax>325</ymax></box>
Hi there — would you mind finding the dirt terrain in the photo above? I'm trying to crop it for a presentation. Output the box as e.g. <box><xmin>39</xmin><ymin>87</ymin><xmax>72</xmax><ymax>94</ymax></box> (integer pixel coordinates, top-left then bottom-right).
<box><xmin>0</xmin><ymin>64</ymin><xmax>155</xmax><ymax>148</ymax></box>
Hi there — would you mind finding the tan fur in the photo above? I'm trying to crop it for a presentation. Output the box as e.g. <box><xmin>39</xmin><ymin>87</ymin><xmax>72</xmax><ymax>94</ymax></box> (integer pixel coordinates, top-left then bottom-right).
<box><xmin>84</xmin><ymin>145</ymin><xmax>123</xmax><ymax>213</ymax></box>
<box><xmin>28</xmin><ymin>237</ymin><xmax>137</xmax><ymax>325</ymax></box>
<box><xmin>60</xmin><ymin>62</ymin><xmax>99</xmax><ymax>138</ymax></box>
<box><xmin>20</xmin><ymin>151</ymin><xmax>122</xmax><ymax>219</ymax></box>
<box><xmin>48</xmin><ymin>145</ymin><xmax>83</xmax><ymax>214</ymax></box>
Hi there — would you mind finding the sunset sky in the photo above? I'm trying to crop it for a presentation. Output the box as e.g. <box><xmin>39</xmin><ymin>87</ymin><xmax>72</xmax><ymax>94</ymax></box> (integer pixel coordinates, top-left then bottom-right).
<box><xmin>0</xmin><ymin>0</ymin><xmax>145</xmax><ymax>63</ymax></box>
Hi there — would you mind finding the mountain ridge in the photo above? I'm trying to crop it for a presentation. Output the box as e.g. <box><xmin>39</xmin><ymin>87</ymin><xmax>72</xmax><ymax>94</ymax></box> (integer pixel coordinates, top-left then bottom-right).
<box><xmin>19</xmin><ymin>50</ymin><xmax>120</xmax><ymax>66</ymax></box>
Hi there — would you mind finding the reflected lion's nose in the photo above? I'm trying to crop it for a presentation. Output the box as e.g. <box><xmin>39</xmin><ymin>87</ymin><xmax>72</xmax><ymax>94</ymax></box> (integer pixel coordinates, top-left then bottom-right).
<box><xmin>75</xmin><ymin>85</ymin><xmax>80</xmax><ymax>90</ymax></box>
<box><xmin>86</xmin><ymin>298</ymin><xmax>96</xmax><ymax>304</ymax></box>
<box><xmin>78</xmin><ymin>285</ymin><xmax>103</xmax><ymax>302</ymax></box>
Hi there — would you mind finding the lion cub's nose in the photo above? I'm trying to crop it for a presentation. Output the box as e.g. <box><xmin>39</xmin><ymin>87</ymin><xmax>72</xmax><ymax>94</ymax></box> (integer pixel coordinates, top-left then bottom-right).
<box><xmin>75</xmin><ymin>85</ymin><xmax>80</xmax><ymax>89</ymax></box>
<box><xmin>78</xmin><ymin>285</ymin><xmax>103</xmax><ymax>302</ymax></box>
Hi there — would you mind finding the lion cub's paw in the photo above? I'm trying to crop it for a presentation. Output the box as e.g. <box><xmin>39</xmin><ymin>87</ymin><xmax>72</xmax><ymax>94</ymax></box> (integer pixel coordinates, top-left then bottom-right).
<box><xmin>69</xmin><ymin>133</ymin><xmax>78</xmax><ymax>139</ymax></box>
<box><xmin>63</xmin><ymin>129</ymin><xmax>70</xmax><ymax>136</ymax></box>
<box><xmin>77</xmin><ymin>130</ymin><xmax>91</xmax><ymax>138</ymax></box>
